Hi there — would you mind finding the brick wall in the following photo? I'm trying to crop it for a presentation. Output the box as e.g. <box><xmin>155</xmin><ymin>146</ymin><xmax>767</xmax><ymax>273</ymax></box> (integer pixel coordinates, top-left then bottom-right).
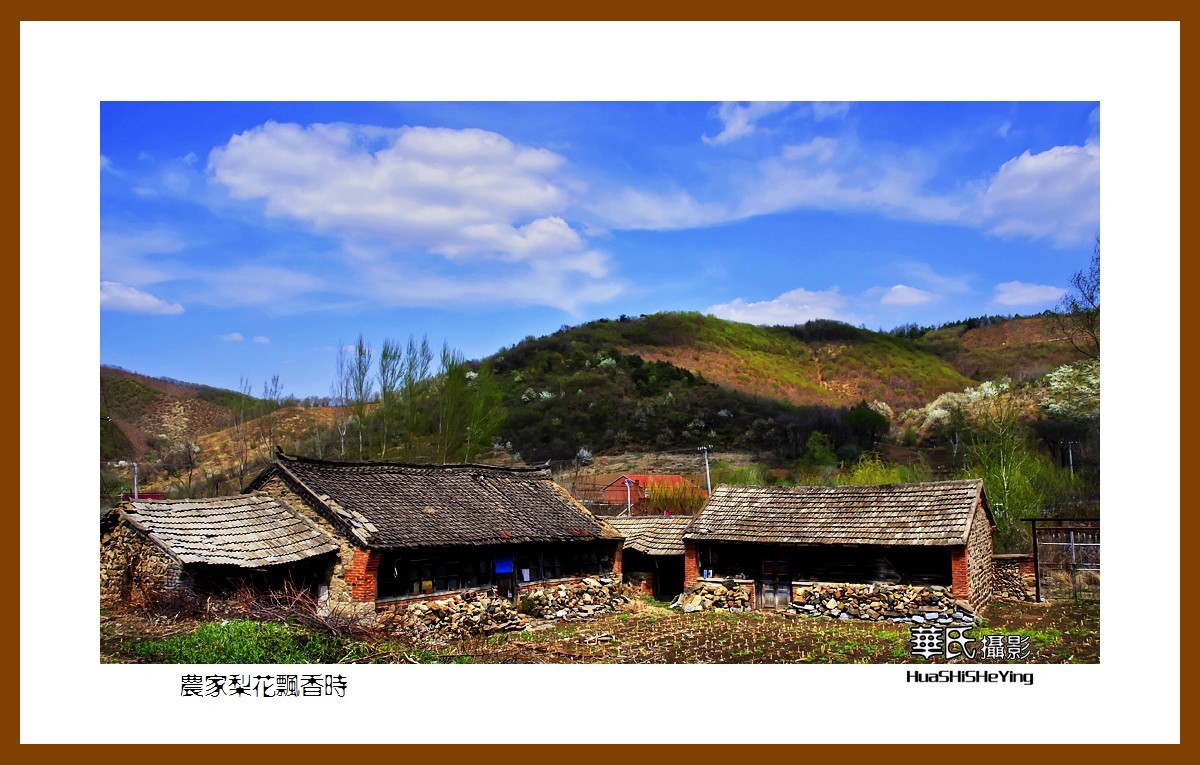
<box><xmin>612</xmin><ymin>542</ymin><xmax>623</xmax><ymax>575</ymax></box>
<box><xmin>950</xmin><ymin>501</ymin><xmax>994</xmax><ymax>612</ymax></box>
<box><xmin>345</xmin><ymin>548</ymin><xmax>381</xmax><ymax>602</ymax></box>
<box><xmin>683</xmin><ymin>540</ymin><xmax>700</xmax><ymax>589</ymax></box>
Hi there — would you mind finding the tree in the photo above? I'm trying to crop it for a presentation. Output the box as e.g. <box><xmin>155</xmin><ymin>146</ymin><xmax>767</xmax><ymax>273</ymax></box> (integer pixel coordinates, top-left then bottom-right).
<box><xmin>846</xmin><ymin>399</ymin><xmax>889</xmax><ymax>448</ymax></box>
<box><xmin>377</xmin><ymin>339</ymin><xmax>403</xmax><ymax>458</ymax></box>
<box><xmin>436</xmin><ymin>343</ymin><xmax>469</xmax><ymax>463</ymax></box>
<box><xmin>463</xmin><ymin>361</ymin><xmax>506</xmax><ymax>462</ymax></box>
<box><xmin>401</xmin><ymin>334</ymin><xmax>433</xmax><ymax>457</ymax></box>
<box><xmin>348</xmin><ymin>334</ymin><xmax>374</xmax><ymax>458</ymax></box>
<box><xmin>231</xmin><ymin>377</ymin><xmax>255</xmax><ymax>489</ymax></box>
<box><xmin>331</xmin><ymin>342</ymin><xmax>352</xmax><ymax>459</ymax></box>
<box><xmin>1055</xmin><ymin>237</ymin><xmax>1100</xmax><ymax>360</ymax></box>
<box><xmin>256</xmin><ymin>374</ymin><xmax>283</xmax><ymax>462</ymax></box>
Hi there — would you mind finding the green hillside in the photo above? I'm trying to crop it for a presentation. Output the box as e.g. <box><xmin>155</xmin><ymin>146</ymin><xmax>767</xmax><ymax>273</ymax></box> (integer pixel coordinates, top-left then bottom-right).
<box><xmin>484</xmin><ymin>312</ymin><xmax>976</xmax><ymax>462</ymax></box>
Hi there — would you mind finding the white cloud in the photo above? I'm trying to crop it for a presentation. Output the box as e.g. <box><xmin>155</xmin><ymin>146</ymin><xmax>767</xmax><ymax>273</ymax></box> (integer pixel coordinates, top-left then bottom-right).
<box><xmin>100</xmin><ymin>229</ymin><xmax>188</xmax><ymax>287</ymax></box>
<box><xmin>992</xmin><ymin>281</ymin><xmax>1066</xmax><ymax>306</ymax></box>
<box><xmin>703</xmin><ymin>102</ymin><xmax>790</xmax><ymax>146</ymax></box>
<box><xmin>209</xmin><ymin>122</ymin><xmax>574</xmax><ymax>260</ymax></box>
<box><xmin>586</xmin><ymin>187</ymin><xmax>730</xmax><ymax>230</ymax></box>
<box><xmin>707</xmin><ymin>287</ymin><xmax>854</xmax><ymax>326</ymax></box>
<box><xmin>811</xmin><ymin>102</ymin><xmax>850</xmax><ymax>121</ymax></box>
<box><xmin>99</xmin><ymin>281</ymin><xmax>183</xmax><ymax>314</ymax></box>
<box><xmin>896</xmin><ymin>261</ymin><xmax>973</xmax><ymax>295</ymax></box>
<box><xmin>100</xmin><ymin>155</ymin><xmax>114</xmax><ymax>173</ymax></box>
<box><xmin>782</xmin><ymin>137</ymin><xmax>838</xmax><ymax>164</ymax></box>
<box><xmin>996</xmin><ymin>119</ymin><xmax>1012</xmax><ymax>138</ymax></box>
<box><xmin>217</xmin><ymin>332</ymin><xmax>244</xmax><ymax>341</ymax></box>
<box><xmin>206</xmin><ymin>121</ymin><xmax>619</xmax><ymax>311</ymax></box>
<box><xmin>253</xmin><ymin>336</ymin><xmax>270</xmax><ymax>344</ymax></box>
<box><xmin>978</xmin><ymin>139</ymin><xmax>1100</xmax><ymax>246</ymax></box>
<box><xmin>880</xmin><ymin>284</ymin><xmax>938</xmax><ymax>306</ymax></box>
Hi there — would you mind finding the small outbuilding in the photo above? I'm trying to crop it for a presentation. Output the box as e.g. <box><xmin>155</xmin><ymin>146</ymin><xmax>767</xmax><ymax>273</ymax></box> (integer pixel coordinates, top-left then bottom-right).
<box><xmin>245</xmin><ymin>455</ymin><xmax>625</xmax><ymax>618</ymax></box>
<box><xmin>608</xmin><ymin>515</ymin><xmax>693</xmax><ymax>600</ymax></box>
<box><xmin>683</xmin><ymin>479</ymin><xmax>995</xmax><ymax>612</ymax></box>
<box><xmin>100</xmin><ymin>494</ymin><xmax>340</xmax><ymax>603</ymax></box>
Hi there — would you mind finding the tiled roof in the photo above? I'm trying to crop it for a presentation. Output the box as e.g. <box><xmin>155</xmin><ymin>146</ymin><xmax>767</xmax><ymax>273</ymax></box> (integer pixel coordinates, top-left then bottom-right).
<box><xmin>250</xmin><ymin>455</ymin><xmax>622</xmax><ymax>550</ymax></box>
<box><xmin>116</xmin><ymin>494</ymin><xmax>339</xmax><ymax>567</ymax></box>
<box><xmin>609</xmin><ymin>516</ymin><xmax>694</xmax><ymax>556</ymax></box>
<box><xmin>684</xmin><ymin>480</ymin><xmax>990</xmax><ymax>547</ymax></box>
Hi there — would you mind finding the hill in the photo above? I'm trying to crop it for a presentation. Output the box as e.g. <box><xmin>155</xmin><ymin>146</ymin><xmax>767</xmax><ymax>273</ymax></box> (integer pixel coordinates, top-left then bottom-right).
<box><xmin>484</xmin><ymin>313</ymin><xmax>980</xmax><ymax>462</ymax></box>
<box><xmin>100</xmin><ymin>366</ymin><xmax>265</xmax><ymax>460</ymax></box>
<box><xmin>915</xmin><ymin>315</ymin><xmax>1082</xmax><ymax>382</ymax></box>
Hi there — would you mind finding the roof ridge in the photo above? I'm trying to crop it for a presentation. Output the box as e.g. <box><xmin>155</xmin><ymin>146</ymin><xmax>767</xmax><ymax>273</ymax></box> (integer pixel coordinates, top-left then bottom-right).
<box><xmin>277</xmin><ymin>453</ymin><xmax>551</xmax><ymax>475</ymax></box>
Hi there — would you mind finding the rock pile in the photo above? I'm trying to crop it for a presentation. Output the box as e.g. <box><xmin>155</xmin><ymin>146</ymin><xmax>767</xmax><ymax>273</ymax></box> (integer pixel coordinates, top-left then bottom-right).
<box><xmin>518</xmin><ymin>577</ymin><xmax>630</xmax><ymax>620</ymax></box>
<box><xmin>391</xmin><ymin>589</ymin><xmax>524</xmax><ymax>639</ymax></box>
<box><xmin>389</xmin><ymin>577</ymin><xmax>630</xmax><ymax>640</ymax></box>
<box><xmin>993</xmin><ymin>561</ymin><xmax>1036</xmax><ymax>601</ymax></box>
<box><xmin>680</xmin><ymin>580</ymin><xmax>753</xmax><ymax>612</ymax></box>
<box><xmin>788</xmin><ymin>583</ymin><xmax>974</xmax><ymax>625</ymax></box>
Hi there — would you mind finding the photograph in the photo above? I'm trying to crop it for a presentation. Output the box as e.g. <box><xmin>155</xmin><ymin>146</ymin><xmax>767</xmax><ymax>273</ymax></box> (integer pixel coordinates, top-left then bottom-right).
<box><xmin>98</xmin><ymin>100</ymin><xmax>1102</xmax><ymax>668</ymax></box>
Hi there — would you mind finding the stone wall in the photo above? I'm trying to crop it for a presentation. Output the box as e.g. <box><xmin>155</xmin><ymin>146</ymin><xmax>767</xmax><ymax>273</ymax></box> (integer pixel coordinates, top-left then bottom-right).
<box><xmin>624</xmin><ymin>570</ymin><xmax>655</xmax><ymax>598</ymax></box>
<box><xmin>992</xmin><ymin>554</ymin><xmax>1036</xmax><ymax>601</ymax></box>
<box><xmin>100</xmin><ymin>521</ymin><xmax>186</xmax><ymax>603</ymax></box>
<box><xmin>951</xmin><ymin>502</ymin><xmax>994</xmax><ymax>613</ymax></box>
<box><xmin>788</xmin><ymin>582</ymin><xmax>974</xmax><ymax>626</ymax></box>
<box><xmin>680</xmin><ymin>579</ymin><xmax>753</xmax><ymax>612</ymax></box>
<box><xmin>254</xmin><ymin>474</ymin><xmax>376</xmax><ymax>620</ymax></box>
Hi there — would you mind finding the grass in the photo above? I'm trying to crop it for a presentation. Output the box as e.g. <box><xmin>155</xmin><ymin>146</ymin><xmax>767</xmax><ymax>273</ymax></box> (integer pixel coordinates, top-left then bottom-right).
<box><xmin>130</xmin><ymin>620</ymin><xmax>413</xmax><ymax>664</ymax></box>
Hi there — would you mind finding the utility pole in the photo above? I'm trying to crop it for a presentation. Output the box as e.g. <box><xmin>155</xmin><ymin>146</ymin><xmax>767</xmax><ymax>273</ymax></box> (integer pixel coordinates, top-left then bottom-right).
<box><xmin>698</xmin><ymin>445</ymin><xmax>713</xmax><ymax>495</ymax></box>
<box><xmin>132</xmin><ymin>461</ymin><xmax>139</xmax><ymax>500</ymax></box>
<box><xmin>624</xmin><ymin>477</ymin><xmax>632</xmax><ymax>516</ymax></box>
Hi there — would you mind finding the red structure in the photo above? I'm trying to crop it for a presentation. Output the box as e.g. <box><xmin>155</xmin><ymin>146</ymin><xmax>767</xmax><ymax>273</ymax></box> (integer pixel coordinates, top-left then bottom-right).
<box><xmin>600</xmin><ymin>474</ymin><xmax>706</xmax><ymax>513</ymax></box>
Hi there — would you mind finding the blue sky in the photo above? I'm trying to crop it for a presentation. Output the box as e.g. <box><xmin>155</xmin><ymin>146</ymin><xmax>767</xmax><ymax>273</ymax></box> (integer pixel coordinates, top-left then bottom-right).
<box><xmin>100</xmin><ymin>101</ymin><xmax>1100</xmax><ymax>397</ymax></box>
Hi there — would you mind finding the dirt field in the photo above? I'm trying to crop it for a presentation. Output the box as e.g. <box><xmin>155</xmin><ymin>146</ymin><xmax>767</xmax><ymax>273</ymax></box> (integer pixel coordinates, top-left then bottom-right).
<box><xmin>103</xmin><ymin>596</ymin><xmax>1098</xmax><ymax>665</ymax></box>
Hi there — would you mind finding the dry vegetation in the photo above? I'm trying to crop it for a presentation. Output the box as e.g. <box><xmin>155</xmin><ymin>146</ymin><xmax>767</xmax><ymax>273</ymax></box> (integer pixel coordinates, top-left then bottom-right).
<box><xmin>104</xmin><ymin>594</ymin><xmax>1098</xmax><ymax>665</ymax></box>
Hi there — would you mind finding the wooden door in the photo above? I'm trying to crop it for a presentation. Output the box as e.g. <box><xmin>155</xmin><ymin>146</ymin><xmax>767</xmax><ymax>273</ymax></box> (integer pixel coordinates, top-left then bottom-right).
<box><xmin>759</xmin><ymin>558</ymin><xmax>791</xmax><ymax>610</ymax></box>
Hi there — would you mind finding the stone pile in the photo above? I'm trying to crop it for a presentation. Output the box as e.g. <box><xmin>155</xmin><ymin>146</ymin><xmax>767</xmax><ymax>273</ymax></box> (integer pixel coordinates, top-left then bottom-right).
<box><xmin>518</xmin><ymin>577</ymin><xmax>630</xmax><ymax>620</ymax></box>
<box><xmin>390</xmin><ymin>577</ymin><xmax>631</xmax><ymax>640</ymax></box>
<box><xmin>680</xmin><ymin>580</ymin><xmax>753</xmax><ymax>612</ymax></box>
<box><xmin>992</xmin><ymin>562</ymin><xmax>1036</xmax><ymax>601</ymax></box>
<box><xmin>392</xmin><ymin>589</ymin><xmax>525</xmax><ymax>639</ymax></box>
<box><xmin>788</xmin><ymin>582</ymin><xmax>974</xmax><ymax>625</ymax></box>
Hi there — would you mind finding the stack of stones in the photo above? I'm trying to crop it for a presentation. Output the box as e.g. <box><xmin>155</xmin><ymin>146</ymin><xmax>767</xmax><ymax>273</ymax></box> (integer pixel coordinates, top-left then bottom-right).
<box><xmin>788</xmin><ymin>583</ymin><xmax>974</xmax><ymax>626</ymax></box>
<box><xmin>392</xmin><ymin>589</ymin><xmax>525</xmax><ymax>639</ymax></box>
<box><xmin>992</xmin><ymin>560</ymin><xmax>1037</xmax><ymax>601</ymax></box>
<box><xmin>518</xmin><ymin>576</ymin><xmax>630</xmax><ymax>620</ymax></box>
<box><xmin>681</xmin><ymin>580</ymin><xmax>752</xmax><ymax>612</ymax></box>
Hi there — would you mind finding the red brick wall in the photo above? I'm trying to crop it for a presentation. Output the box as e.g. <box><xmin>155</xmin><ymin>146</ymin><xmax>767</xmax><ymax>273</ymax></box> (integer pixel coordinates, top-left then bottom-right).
<box><xmin>683</xmin><ymin>540</ymin><xmax>699</xmax><ymax>589</ymax></box>
<box><xmin>612</xmin><ymin>542</ymin><xmax>623</xmax><ymax>575</ymax></box>
<box><xmin>345</xmin><ymin>549</ymin><xmax>380</xmax><ymax>602</ymax></box>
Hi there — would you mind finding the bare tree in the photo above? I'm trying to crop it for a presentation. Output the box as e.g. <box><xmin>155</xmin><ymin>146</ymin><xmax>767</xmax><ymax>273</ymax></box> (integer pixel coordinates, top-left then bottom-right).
<box><xmin>1055</xmin><ymin>237</ymin><xmax>1100</xmax><ymax>360</ymax></box>
<box><xmin>231</xmin><ymin>377</ymin><xmax>255</xmax><ymax>489</ymax></box>
<box><xmin>331</xmin><ymin>342</ymin><xmax>352</xmax><ymax>459</ymax></box>
<box><xmin>256</xmin><ymin>374</ymin><xmax>283</xmax><ymax>462</ymax></box>
<box><xmin>349</xmin><ymin>334</ymin><xmax>375</xmax><ymax>459</ymax></box>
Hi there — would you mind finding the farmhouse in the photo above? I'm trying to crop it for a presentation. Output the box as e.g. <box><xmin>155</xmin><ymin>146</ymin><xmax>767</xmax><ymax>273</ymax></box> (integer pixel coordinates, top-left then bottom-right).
<box><xmin>608</xmin><ymin>515</ymin><xmax>692</xmax><ymax>600</ymax></box>
<box><xmin>100</xmin><ymin>494</ymin><xmax>340</xmax><ymax>602</ymax></box>
<box><xmin>600</xmin><ymin>474</ymin><xmax>707</xmax><ymax>514</ymax></box>
<box><xmin>245</xmin><ymin>454</ymin><xmax>624</xmax><ymax>618</ymax></box>
<box><xmin>683</xmin><ymin>479</ymin><xmax>995</xmax><ymax>612</ymax></box>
